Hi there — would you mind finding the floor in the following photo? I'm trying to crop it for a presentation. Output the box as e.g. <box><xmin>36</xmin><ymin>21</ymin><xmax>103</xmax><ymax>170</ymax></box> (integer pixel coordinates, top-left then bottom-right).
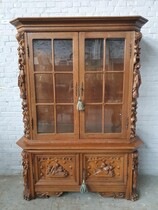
<box><xmin>0</xmin><ymin>175</ymin><xmax>158</xmax><ymax>210</ymax></box>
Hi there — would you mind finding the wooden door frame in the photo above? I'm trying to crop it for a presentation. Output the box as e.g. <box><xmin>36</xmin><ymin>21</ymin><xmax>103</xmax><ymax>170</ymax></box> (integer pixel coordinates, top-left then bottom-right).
<box><xmin>79</xmin><ymin>31</ymin><xmax>131</xmax><ymax>140</ymax></box>
<box><xmin>27</xmin><ymin>32</ymin><xmax>79</xmax><ymax>141</ymax></box>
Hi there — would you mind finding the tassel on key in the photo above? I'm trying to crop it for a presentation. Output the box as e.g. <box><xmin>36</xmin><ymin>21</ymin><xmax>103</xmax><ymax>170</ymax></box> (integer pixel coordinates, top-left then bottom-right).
<box><xmin>77</xmin><ymin>97</ymin><xmax>85</xmax><ymax>111</ymax></box>
<box><xmin>80</xmin><ymin>169</ymin><xmax>88</xmax><ymax>193</ymax></box>
<box><xmin>80</xmin><ymin>179</ymin><xmax>88</xmax><ymax>193</ymax></box>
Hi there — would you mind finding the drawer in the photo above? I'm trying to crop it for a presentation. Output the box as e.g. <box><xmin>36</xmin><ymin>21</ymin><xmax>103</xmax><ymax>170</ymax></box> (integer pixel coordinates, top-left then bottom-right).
<box><xmin>34</xmin><ymin>153</ymin><xmax>79</xmax><ymax>186</ymax></box>
<box><xmin>83</xmin><ymin>154</ymin><xmax>128</xmax><ymax>185</ymax></box>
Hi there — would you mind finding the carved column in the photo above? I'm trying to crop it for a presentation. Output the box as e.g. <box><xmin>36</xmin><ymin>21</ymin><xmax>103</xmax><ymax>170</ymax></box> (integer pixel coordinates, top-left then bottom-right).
<box><xmin>21</xmin><ymin>151</ymin><xmax>32</xmax><ymax>200</ymax></box>
<box><xmin>130</xmin><ymin>32</ymin><xmax>142</xmax><ymax>139</ymax></box>
<box><xmin>16</xmin><ymin>32</ymin><xmax>30</xmax><ymax>139</ymax></box>
<box><xmin>130</xmin><ymin>150</ymin><xmax>139</xmax><ymax>201</ymax></box>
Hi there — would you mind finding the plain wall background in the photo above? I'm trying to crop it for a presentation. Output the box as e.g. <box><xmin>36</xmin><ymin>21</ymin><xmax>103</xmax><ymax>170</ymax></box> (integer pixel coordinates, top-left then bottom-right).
<box><xmin>0</xmin><ymin>0</ymin><xmax>158</xmax><ymax>175</ymax></box>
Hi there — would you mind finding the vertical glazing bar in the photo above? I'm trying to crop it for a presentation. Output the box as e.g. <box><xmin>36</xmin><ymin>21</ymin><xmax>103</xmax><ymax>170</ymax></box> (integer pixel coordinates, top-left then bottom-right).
<box><xmin>102</xmin><ymin>38</ymin><xmax>106</xmax><ymax>133</ymax></box>
<box><xmin>52</xmin><ymin>39</ymin><xmax>57</xmax><ymax>133</ymax></box>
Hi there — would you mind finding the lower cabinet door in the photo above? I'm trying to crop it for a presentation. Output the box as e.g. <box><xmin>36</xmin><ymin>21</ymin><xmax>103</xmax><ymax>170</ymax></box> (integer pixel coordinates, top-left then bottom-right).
<box><xmin>33</xmin><ymin>153</ymin><xmax>80</xmax><ymax>192</ymax></box>
<box><xmin>82</xmin><ymin>153</ymin><xmax>128</xmax><ymax>191</ymax></box>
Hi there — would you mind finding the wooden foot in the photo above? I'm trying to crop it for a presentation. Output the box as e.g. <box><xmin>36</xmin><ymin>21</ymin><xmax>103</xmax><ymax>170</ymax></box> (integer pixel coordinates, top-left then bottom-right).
<box><xmin>23</xmin><ymin>191</ymin><xmax>33</xmax><ymax>200</ymax></box>
<box><xmin>130</xmin><ymin>191</ymin><xmax>139</xmax><ymax>201</ymax></box>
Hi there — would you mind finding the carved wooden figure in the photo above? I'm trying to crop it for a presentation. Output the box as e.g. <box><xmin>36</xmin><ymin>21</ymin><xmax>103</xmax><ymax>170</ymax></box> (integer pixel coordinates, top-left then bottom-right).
<box><xmin>10</xmin><ymin>16</ymin><xmax>148</xmax><ymax>201</ymax></box>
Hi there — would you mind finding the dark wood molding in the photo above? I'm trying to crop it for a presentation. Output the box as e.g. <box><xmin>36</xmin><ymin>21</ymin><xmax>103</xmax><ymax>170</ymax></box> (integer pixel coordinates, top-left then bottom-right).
<box><xmin>10</xmin><ymin>16</ymin><xmax>148</xmax><ymax>32</ymax></box>
<box><xmin>16</xmin><ymin>135</ymin><xmax>143</xmax><ymax>150</ymax></box>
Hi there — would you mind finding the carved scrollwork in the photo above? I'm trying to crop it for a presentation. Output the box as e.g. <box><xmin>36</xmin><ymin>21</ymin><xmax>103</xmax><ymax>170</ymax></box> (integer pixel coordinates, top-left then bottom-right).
<box><xmin>36</xmin><ymin>192</ymin><xmax>50</xmax><ymax>198</ymax></box>
<box><xmin>36</xmin><ymin>192</ymin><xmax>63</xmax><ymax>198</ymax></box>
<box><xmin>21</xmin><ymin>151</ymin><xmax>31</xmax><ymax>200</ymax></box>
<box><xmin>130</xmin><ymin>32</ymin><xmax>142</xmax><ymax>139</ymax></box>
<box><xmin>16</xmin><ymin>32</ymin><xmax>30</xmax><ymax>139</ymax></box>
<box><xmin>131</xmin><ymin>150</ymin><xmax>139</xmax><ymax>201</ymax></box>
<box><xmin>99</xmin><ymin>192</ymin><xmax>125</xmax><ymax>198</ymax></box>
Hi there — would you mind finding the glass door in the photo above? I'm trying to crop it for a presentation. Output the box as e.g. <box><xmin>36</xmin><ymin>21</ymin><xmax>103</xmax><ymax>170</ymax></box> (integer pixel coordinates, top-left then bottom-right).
<box><xmin>28</xmin><ymin>33</ymin><xmax>79</xmax><ymax>140</ymax></box>
<box><xmin>79</xmin><ymin>32</ymin><xmax>131</xmax><ymax>139</ymax></box>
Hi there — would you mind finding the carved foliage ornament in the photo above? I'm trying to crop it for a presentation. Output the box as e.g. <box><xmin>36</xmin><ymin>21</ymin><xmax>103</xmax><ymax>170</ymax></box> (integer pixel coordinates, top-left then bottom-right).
<box><xmin>21</xmin><ymin>151</ymin><xmax>31</xmax><ymax>200</ymax></box>
<box><xmin>131</xmin><ymin>150</ymin><xmax>139</xmax><ymax>201</ymax></box>
<box><xmin>130</xmin><ymin>32</ymin><xmax>142</xmax><ymax>139</ymax></box>
<box><xmin>16</xmin><ymin>32</ymin><xmax>30</xmax><ymax>138</ymax></box>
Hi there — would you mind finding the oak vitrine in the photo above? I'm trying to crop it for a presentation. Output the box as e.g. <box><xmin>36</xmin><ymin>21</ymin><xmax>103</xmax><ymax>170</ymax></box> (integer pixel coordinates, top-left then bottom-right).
<box><xmin>10</xmin><ymin>16</ymin><xmax>148</xmax><ymax>201</ymax></box>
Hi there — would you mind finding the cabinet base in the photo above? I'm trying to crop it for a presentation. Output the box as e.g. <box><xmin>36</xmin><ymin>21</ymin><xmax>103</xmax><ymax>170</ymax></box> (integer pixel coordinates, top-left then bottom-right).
<box><xmin>19</xmin><ymin>137</ymin><xmax>142</xmax><ymax>201</ymax></box>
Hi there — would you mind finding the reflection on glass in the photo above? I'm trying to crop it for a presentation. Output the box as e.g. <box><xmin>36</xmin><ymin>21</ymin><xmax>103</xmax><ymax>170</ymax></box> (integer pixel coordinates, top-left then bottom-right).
<box><xmin>104</xmin><ymin>105</ymin><xmax>122</xmax><ymax>133</ymax></box>
<box><xmin>57</xmin><ymin>106</ymin><xmax>74</xmax><ymax>133</ymax></box>
<box><xmin>85</xmin><ymin>105</ymin><xmax>102</xmax><ymax>133</ymax></box>
<box><xmin>85</xmin><ymin>74</ymin><xmax>103</xmax><ymax>103</ymax></box>
<box><xmin>105</xmin><ymin>73</ymin><xmax>123</xmax><ymax>103</ymax></box>
<box><xmin>55</xmin><ymin>74</ymin><xmax>73</xmax><ymax>103</ymax></box>
<box><xmin>106</xmin><ymin>38</ymin><xmax>124</xmax><ymax>71</ymax></box>
<box><xmin>33</xmin><ymin>40</ymin><xmax>52</xmax><ymax>71</ymax></box>
<box><xmin>37</xmin><ymin>105</ymin><xmax>54</xmax><ymax>133</ymax></box>
<box><xmin>35</xmin><ymin>74</ymin><xmax>53</xmax><ymax>103</ymax></box>
<box><xmin>85</xmin><ymin>39</ymin><xmax>103</xmax><ymax>71</ymax></box>
<box><xmin>54</xmin><ymin>40</ymin><xmax>73</xmax><ymax>71</ymax></box>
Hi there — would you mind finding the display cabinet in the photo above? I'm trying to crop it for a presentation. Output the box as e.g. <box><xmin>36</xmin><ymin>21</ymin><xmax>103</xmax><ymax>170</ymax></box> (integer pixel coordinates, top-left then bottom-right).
<box><xmin>10</xmin><ymin>16</ymin><xmax>148</xmax><ymax>201</ymax></box>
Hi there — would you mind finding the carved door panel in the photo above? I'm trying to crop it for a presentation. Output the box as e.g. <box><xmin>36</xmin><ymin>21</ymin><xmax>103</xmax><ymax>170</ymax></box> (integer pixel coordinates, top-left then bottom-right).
<box><xmin>79</xmin><ymin>32</ymin><xmax>131</xmax><ymax>139</ymax></box>
<box><xmin>28</xmin><ymin>33</ymin><xmax>79</xmax><ymax>140</ymax></box>
<box><xmin>82</xmin><ymin>154</ymin><xmax>128</xmax><ymax>185</ymax></box>
<box><xmin>34</xmin><ymin>154</ymin><xmax>79</xmax><ymax>186</ymax></box>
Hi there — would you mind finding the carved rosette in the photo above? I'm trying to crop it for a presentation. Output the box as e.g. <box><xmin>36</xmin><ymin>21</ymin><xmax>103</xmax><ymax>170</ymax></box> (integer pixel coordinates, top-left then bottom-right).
<box><xmin>131</xmin><ymin>150</ymin><xmax>139</xmax><ymax>201</ymax></box>
<box><xmin>130</xmin><ymin>32</ymin><xmax>142</xmax><ymax>139</ymax></box>
<box><xmin>21</xmin><ymin>151</ymin><xmax>31</xmax><ymax>200</ymax></box>
<box><xmin>16</xmin><ymin>32</ymin><xmax>30</xmax><ymax>139</ymax></box>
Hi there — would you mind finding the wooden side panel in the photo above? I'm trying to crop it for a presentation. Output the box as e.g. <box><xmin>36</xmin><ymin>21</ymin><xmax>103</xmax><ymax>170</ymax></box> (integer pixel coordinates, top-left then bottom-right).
<box><xmin>83</xmin><ymin>153</ymin><xmax>127</xmax><ymax>185</ymax></box>
<box><xmin>34</xmin><ymin>153</ymin><xmax>79</xmax><ymax>186</ymax></box>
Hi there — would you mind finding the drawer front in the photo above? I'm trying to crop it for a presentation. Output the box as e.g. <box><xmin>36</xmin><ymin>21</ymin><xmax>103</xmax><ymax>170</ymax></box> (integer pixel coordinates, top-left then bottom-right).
<box><xmin>83</xmin><ymin>154</ymin><xmax>127</xmax><ymax>185</ymax></box>
<box><xmin>34</xmin><ymin>153</ymin><xmax>79</xmax><ymax>186</ymax></box>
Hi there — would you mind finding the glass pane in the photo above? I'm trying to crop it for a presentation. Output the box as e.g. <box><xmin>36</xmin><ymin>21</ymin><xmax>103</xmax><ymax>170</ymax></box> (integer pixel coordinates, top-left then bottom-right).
<box><xmin>85</xmin><ymin>105</ymin><xmax>102</xmax><ymax>133</ymax></box>
<box><xmin>55</xmin><ymin>74</ymin><xmax>73</xmax><ymax>103</ymax></box>
<box><xmin>37</xmin><ymin>105</ymin><xmax>54</xmax><ymax>133</ymax></box>
<box><xmin>35</xmin><ymin>74</ymin><xmax>53</xmax><ymax>103</ymax></box>
<box><xmin>106</xmin><ymin>38</ymin><xmax>125</xmax><ymax>71</ymax></box>
<box><xmin>85</xmin><ymin>74</ymin><xmax>103</xmax><ymax>103</ymax></box>
<box><xmin>85</xmin><ymin>39</ymin><xmax>103</xmax><ymax>71</ymax></box>
<box><xmin>57</xmin><ymin>106</ymin><xmax>74</xmax><ymax>133</ymax></box>
<box><xmin>105</xmin><ymin>73</ymin><xmax>123</xmax><ymax>103</ymax></box>
<box><xmin>33</xmin><ymin>40</ymin><xmax>52</xmax><ymax>71</ymax></box>
<box><xmin>104</xmin><ymin>105</ymin><xmax>122</xmax><ymax>133</ymax></box>
<box><xmin>54</xmin><ymin>40</ymin><xmax>73</xmax><ymax>71</ymax></box>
